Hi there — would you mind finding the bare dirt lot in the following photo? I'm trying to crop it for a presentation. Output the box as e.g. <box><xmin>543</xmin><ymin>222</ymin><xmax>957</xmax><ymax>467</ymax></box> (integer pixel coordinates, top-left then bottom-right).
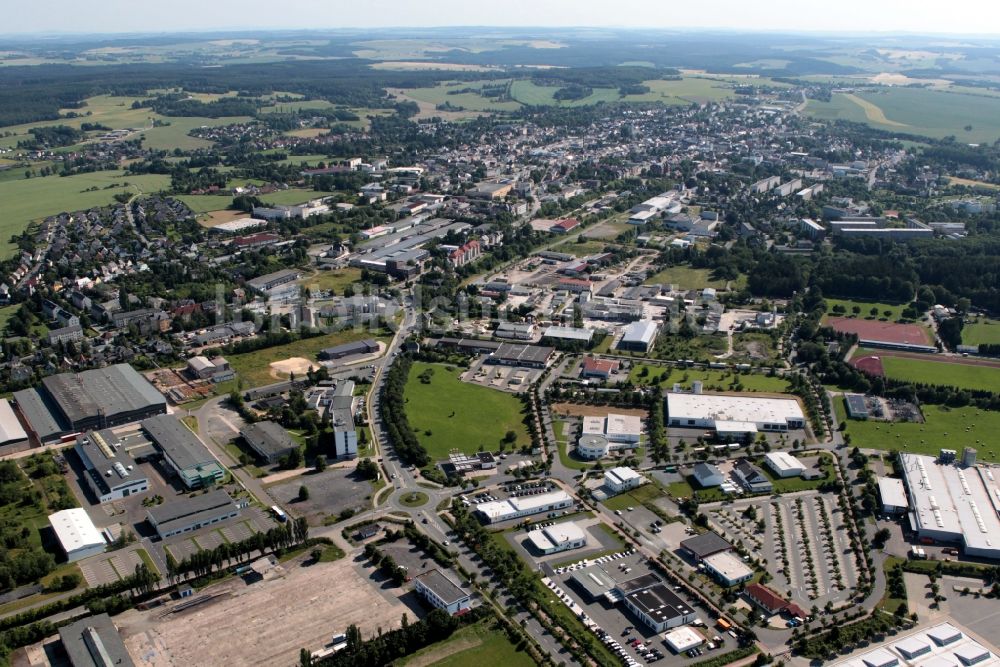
<box><xmin>269</xmin><ymin>356</ymin><xmax>319</xmax><ymax>379</ymax></box>
<box><xmin>120</xmin><ymin>556</ymin><xmax>412</xmax><ymax>667</ymax></box>
<box><xmin>550</xmin><ymin>403</ymin><xmax>649</xmax><ymax>418</ymax></box>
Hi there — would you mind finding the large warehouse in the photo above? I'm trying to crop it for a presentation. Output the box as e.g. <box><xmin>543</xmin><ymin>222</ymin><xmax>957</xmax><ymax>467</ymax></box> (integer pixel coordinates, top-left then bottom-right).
<box><xmin>74</xmin><ymin>429</ymin><xmax>149</xmax><ymax>503</ymax></box>
<box><xmin>475</xmin><ymin>490</ymin><xmax>573</xmax><ymax>524</ymax></box>
<box><xmin>14</xmin><ymin>364</ymin><xmax>167</xmax><ymax>444</ymax></box>
<box><xmin>49</xmin><ymin>508</ymin><xmax>105</xmax><ymax>562</ymax></box>
<box><xmin>899</xmin><ymin>453</ymin><xmax>1000</xmax><ymax>560</ymax></box>
<box><xmin>617</xmin><ymin>320</ymin><xmax>659</xmax><ymax>352</ymax></box>
<box><xmin>141</xmin><ymin>415</ymin><xmax>225</xmax><ymax>489</ymax></box>
<box><xmin>0</xmin><ymin>398</ymin><xmax>29</xmax><ymax>454</ymax></box>
<box><xmin>665</xmin><ymin>392</ymin><xmax>805</xmax><ymax>435</ymax></box>
<box><xmin>525</xmin><ymin>521</ymin><xmax>587</xmax><ymax>554</ymax></box>
<box><xmin>147</xmin><ymin>489</ymin><xmax>239</xmax><ymax>539</ymax></box>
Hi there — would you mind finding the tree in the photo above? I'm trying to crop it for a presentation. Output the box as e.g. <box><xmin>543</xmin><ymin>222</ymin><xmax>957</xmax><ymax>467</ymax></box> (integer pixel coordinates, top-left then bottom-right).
<box><xmin>503</xmin><ymin>430</ymin><xmax>517</xmax><ymax>444</ymax></box>
<box><xmin>298</xmin><ymin>485</ymin><xmax>310</xmax><ymax>502</ymax></box>
<box><xmin>315</xmin><ymin>455</ymin><xmax>327</xmax><ymax>473</ymax></box>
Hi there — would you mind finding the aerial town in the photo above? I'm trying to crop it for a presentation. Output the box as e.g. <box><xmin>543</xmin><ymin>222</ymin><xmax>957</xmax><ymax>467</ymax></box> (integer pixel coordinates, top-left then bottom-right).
<box><xmin>0</xmin><ymin>18</ymin><xmax>999</xmax><ymax>667</ymax></box>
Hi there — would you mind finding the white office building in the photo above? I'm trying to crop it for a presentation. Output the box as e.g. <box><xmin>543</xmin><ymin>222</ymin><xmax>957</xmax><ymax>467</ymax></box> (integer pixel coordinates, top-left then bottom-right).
<box><xmin>49</xmin><ymin>508</ymin><xmax>105</xmax><ymax>562</ymax></box>
<box><xmin>702</xmin><ymin>551</ymin><xmax>754</xmax><ymax>586</ymax></box>
<box><xmin>526</xmin><ymin>521</ymin><xmax>588</xmax><ymax>554</ymax></box>
<box><xmin>764</xmin><ymin>452</ymin><xmax>806</xmax><ymax>478</ymax></box>
<box><xmin>414</xmin><ymin>569</ymin><xmax>472</xmax><ymax>615</ymax></box>
<box><xmin>576</xmin><ymin>434</ymin><xmax>610</xmax><ymax>460</ymax></box>
<box><xmin>475</xmin><ymin>490</ymin><xmax>573</xmax><ymax>524</ymax></box>
<box><xmin>604</xmin><ymin>467</ymin><xmax>643</xmax><ymax>494</ymax></box>
<box><xmin>582</xmin><ymin>413</ymin><xmax>642</xmax><ymax>443</ymax></box>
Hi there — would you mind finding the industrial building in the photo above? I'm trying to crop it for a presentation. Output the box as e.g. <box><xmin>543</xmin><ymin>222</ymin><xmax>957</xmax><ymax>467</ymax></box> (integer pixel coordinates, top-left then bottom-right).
<box><xmin>318</xmin><ymin>339</ymin><xmax>379</xmax><ymax>361</ymax></box>
<box><xmin>414</xmin><ymin>569</ymin><xmax>472</xmax><ymax>615</ymax></box>
<box><xmin>680</xmin><ymin>531</ymin><xmax>732</xmax><ymax>561</ymax></box>
<box><xmin>702</xmin><ymin>551</ymin><xmax>754</xmax><ymax>586</ymax></box>
<box><xmin>0</xmin><ymin>398</ymin><xmax>29</xmax><ymax>454</ymax></box>
<box><xmin>844</xmin><ymin>393</ymin><xmax>869</xmax><ymax>420</ymax></box>
<box><xmin>58</xmin><ymin>613</ymin><xmax>135</xmax><ymax>667</ymax></box>
<box><xmin>624</xmin><ymin>583</ymin><xmax>697</xmax><ymax>632</ymax></box>
<box><xmin>526</xmin><ymin>521</ymin><xmax>587</xmax><ymax>554</ymax></box>
<box><xmin>580</xmin><ymin>357</ymin><xmax>619</xmax><ymax>379</ymax></box>
<box><xmin>583</xmin><ymin>413</ymin><xmax>642</xmax><ymax>443</ymax></box>
<box><xmin>246</xmin><ymin>268</ymin><xmax>301</xmax><ymax>293</ymax></box>
<box><xmin>14</xmin><ymin>364</ymin><xmax>167</xmax><ymax>444</ymax></box>
<box><xmin>475</xmin><ymin>489</ymin><xmax>573</xmax><ymax>523</ymax></box>
<box><xmin>617</xmin><ymin>320</ymin><xmax>659</xmax><ymax>352</ymax></box>
<box><xmin>665</xmin><ymin>391</ymin><xmax>805</xmax><ymax>435</ymax></box>
<box><xmin>764</xmin><ymin>452</ymin><xmax>806</xmax><ymax>478</ymax></box>
<box><xmin>576</xmin><ymin>434</ymin><xmax>611</xmax><ymax>460</ymax></box>
<box><xmin>877</xmin><ymin>476</ymin><xmax>909</xmax><ymax>514</ymax></box>
<box><xmin>146</xmin><ymin>489</ymin><xmax>239</xmax><ymax>539</ymax></box>
<box><xmin>664</xmin><ymin>626</ymin><xmax>705</xmax><ymax>654</ymax></box>
<box><xmin>899</xmin><ymin>452</ymin><xmax>1000</xmax><ymax>559</ymax></box>
<box><xmin>542</xmin><ymin>326</ymin><xmax>595</xmax><ymax>346</ymax></box>
<box><xmin>49</xmin><ymin>508</ymin><xmax>105</xmax><ymax>562</ymax></box>
<box><xmin>486</xmin><ymin>342</ymin><xmax>554</xmax><ymax>368</ymax></box>
<box><xmin>141</xmin><ymin>415</ymin><xmax>225</xmax><ymax>489</ymax></box>
<box><xmin>830</xmin><ymin>622</ymin><xmax>998</xmax><ymax>667</ymax></box>
<box><xmin>74</xmin><ymin>429</ymin><xmax>149</xmax><ymax>503</ymax></box>
<box><xmin>603</xmin><ymin>467</ymin><xmax>643</xmax><ymax>494</ymax></box>
<box><xmin>240</xmin><ymin>421</ymin><xmax>297</xmax><ymax>464</ymax></box>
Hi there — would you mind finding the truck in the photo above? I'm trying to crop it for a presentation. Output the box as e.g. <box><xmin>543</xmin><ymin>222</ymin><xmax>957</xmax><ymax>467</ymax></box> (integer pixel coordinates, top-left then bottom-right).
<box><xmin>716</xmin><ymin>618</ymin><xmax>732</xmax><ymax>631</ymax></box>
<box><xmin>271</xmin><ymin>505</ymin><xmax>288</xmax><ymax>523</ymax></box>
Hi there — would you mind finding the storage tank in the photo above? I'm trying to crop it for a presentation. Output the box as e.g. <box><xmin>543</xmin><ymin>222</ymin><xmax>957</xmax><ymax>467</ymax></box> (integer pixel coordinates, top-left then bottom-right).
<box><xmin>962</xmin><ymin>447</ymin><xmax>977</xmax><ymax>467</ymax></box>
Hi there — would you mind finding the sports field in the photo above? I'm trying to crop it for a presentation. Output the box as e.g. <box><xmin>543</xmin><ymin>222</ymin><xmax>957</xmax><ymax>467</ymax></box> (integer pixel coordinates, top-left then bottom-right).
<box><xmin>826</xmin><ymin>317</ymin><xmax>933</xmax><ymax>347</ymax></box>
<box><xmin>853</xmin><ymin>350</ymin><xmax>1000</xmax><ymax>393</ymax></box>
<box><xmin>403</xmin><ymin>361</ymin><xmax>530</xmax><ymax>459</ymax></box>
<box><xmin>806</xmin><ymin>87</ymin><xmax>1000</xmax><ymax>143</ymax></box>
<box><xmin>840</xmin><ymin>401</ymin><xmax>1000</xmax><ymax>462</ymax></box>
<box><xmin>961</xmin><ymin>318</ymin><xmax>1000</xmax><ymax>347</ymax></box>
<box><xmin>0</xmin><ymin>170</ymin><xmax>170</xmax><ymax>258</ymax></box>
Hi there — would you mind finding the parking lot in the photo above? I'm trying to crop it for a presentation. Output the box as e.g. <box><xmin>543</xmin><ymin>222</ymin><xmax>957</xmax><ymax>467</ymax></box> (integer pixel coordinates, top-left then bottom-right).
<box><xmin>269</xmin><ymin>467</ymin><xmax>375</xmax><ymax>525</ymax></box>
<box><xmin>545</xmin><ymin>551</ymin><xmax>739</xmax><ymax>666</ymax></box>
<box><xmin>705</xmin><ymin>491</ymin><xmax>859</xmax><ymax>609</ymax></box>
<box><xmin>462</xmin><ymin>356</ymin><xmax>544</xmax><ymax>392</ymax></box>
<box><xmin>79</xmin><ymin>545</ymin><xmax>148</xmax><ymax>587</ymax></box>
<box><xmin>163</xmin><ymin>507</ymin><xmax>272</xmax><ymax>563</ymax></box>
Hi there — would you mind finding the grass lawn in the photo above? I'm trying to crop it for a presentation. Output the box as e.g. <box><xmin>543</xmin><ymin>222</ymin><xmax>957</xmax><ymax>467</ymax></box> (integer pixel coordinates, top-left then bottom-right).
<box><xmin>823</xmin><ymin>298</ymin><xmax>910</xmax><ymax>321</ymax></box>
<box><xmin>175</xmin><ymin>193</ymin><xmax>234</xmax><ymax>213</ymax></box>
<box><xmin>299</xmin><ymin>267</ymin><xmax>363</xmax><ymax>295</ymax></box>
<box><xmin>962</xmin><ymin>317</ymin><xmax>1000</xmax><ymax>347</ymax></box>
<box><xmin>628</xmin><ymin>364</ymin><xmax>791</xmax><ymax>393</ymax></box>
<box><xmin>643</xmin><ymin>265</ymin><xmax>731</xmax><ymax>289</ymax></box>
<box><xmin>602</xmin><ymin>482</ymin><xmax>665</xmax><ymax>511</ymax></box>
<box><xmin>399</xmin><ymin>491</ymin><xmax>428</xmax><ymax>507</ymax></box>
<box><xmin>397</xmin><ymin>619</ymin><xmax>535</xmax><ymax>667</ymax></box>
<box><xmin>666</xmin><ymin>476</ymin><xmax>727</xmax><ymax>502</ymax></box>
<box><xmin>0</xmin><ymin>304</ymin><xmax>18</xmax><ymax>334</ymax></box>
<box><xmin>844</xmin><ymin>403</ymin><xmax>1000</xmax><ymax>462</ymax></box>
<box><xmin>761</xmin><ymin>453</ymin><xmax>835</xmax><ymax>493</ymax></box>
<box><xmin>226</xmin><ymin>330</ymin><xmax>388</xmax><ymax>388</ymax></box>
<box><xmin>0</xmin><ymin>170</ymin><xmax>170</xmax><ymax>258</ymax></box>
<box><xmin>551</xmin><ymin>239</ymin><xmax>612</xmax><ymax>257</ymax></box>
<box><xmin>316</xmin><ymin>544</ymin><xmax>346</xmax><ymax>562</ymax></box>
<box><xmin>874</xmin><ymin>354</ymin><xmax>1000</xmax><ymax>393</ymax></box>
<box><xmin>404</xmin><ymin>362</ymin><xmax>530</xmax><ymax>459</ymax></box>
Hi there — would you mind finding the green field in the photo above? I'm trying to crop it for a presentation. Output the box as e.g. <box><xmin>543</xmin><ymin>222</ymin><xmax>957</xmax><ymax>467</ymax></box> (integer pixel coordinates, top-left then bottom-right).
<box><xmin>624</xmin><ymin>77</ymin><xmax>740</xmax><ymax>104</ymax></box>
<box><xmin>509</xmin><ymin>80</ymin><xmax>622</xmax><ymax>107</ymax></box>
<box><xmin>961</xmin><ymin>318</ymin><xmax>1000</xmax><ymax>347</ymax></box>
<box><xmin>175</xmin><ymin>193</ymin><xmax>235</xmax><ymax>213</ymax></box>
<box><xmin>643</xmin><ymin>265</ymin><xmax>731</xmax><ymax>289</ymax></box>
<box><xmin>842</xmin><ymin>401</ymin><xmax>1000</xmax><ymax>462</ymax></box>
<box><xmin>602</xmin><ymin>482</ymin><xmax>666</xmax><ymax>511</ymax></box>
<box><xmin>806</xmin><ymin>88</ymin><xmax>1000</xmax><ymax>143</ymax></box>
<box><xmin>0</xmin><ymin>170</ymin><xmax>171</xmax><ymax>257</ymax></box>
<box><xmin>629</xmin><ymin>364</ymin><xmax>791</xmax><ymax>393</ymax></box>
<box><xmin>402</xmin><ymin>80</ymin><xmax>523</xmax><ymax>112</ymax></box>
<box><xmin>397</xmin><ymin>619</ymin><xmax>535</xmax><ymax>667</ymax></box>
<box><xmin>824</xmin><ymin>298</ymin><xmax>910</xmax><ymax>321</ymax></box>
<box><xmin>404</xmin><ymin>362</ymin><xmax>530</xmax><ymax>459</ymax></box>
<box><xmin>873</xmin><ymin>354</ymin><xmax>1000</xmax><ymax>393</ymax></box>
<box><xmin>258</xmin><ymin>99</ymin><xmax>336</xmax><ymax>114</ymax></box>
<box><xmin>226</xmin><ymin>330</ymin><xmax>387</xmax><ymax>388</ymax></box>
<box><xmin>300</xmin><ymin>268</ymin><xmax>363</xmax><ymax>295</ymax></box>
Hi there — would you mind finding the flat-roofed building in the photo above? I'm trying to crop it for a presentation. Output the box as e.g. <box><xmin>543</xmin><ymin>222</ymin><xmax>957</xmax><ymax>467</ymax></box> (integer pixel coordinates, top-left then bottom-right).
<box><xmin>74</xmin><ymin>429</ymin><xmax>149</xmax><ymax>503</ymax></box>
<box><xmin>246</xmin><ymin>268</ymin><xmax>301</xmax><ymax>293</ymax></box>
<box><xmin>543</xmin><ymin>326</ymin><xmax>595</xmax><ymax>346</ymax></box>
<box><xmin>618</xmin><ymin>320</ymin><xmax>659</xmax><ymax>352</ymax></box>
<box><xmin>526</xmin><ymin>521</ymin><xmax>587</xmax><ymax>554</ymax></box>
<box><xmin>570</xmin><ymin>564</ymin><xmax>618</xmax><ymax>600</ymax></box>
<box><xmin>702</xmin><ymin>551</ymin><xmax>754</xmax><ymax>586</ymax></box>
<box><xmin>680</xmin><ymin>531</ymin><xmax>732</xmax><ymax>561</ymax></box>
<box><xmin>624</xmin><ymin>583</ymin><xmax>696</xmax><ymax>632</ymax></box>
<box><xmin>576</xmin><ymin>434</ymin><xmax>610</xmax><ymax>460</ymax></box>
<box><xmin>582</xmin><ymin>413</ymin><xmax>641</xmax><ymax>443</ymax></box>
<box><xmin>414</xmin><ymin>569</ymin><xmax>471</xmax><ymax>615</ymax></box>
<box><xmin>845</xmin><ymin>393</ymin><xmax>869</xmax><ymax>419</ymax></box>
<box><xmin>829</xmin><ymin>622</ymin><xmax>999</xmax><ymax>667</ymax></box>
<box><xmin>580</xmin><ymin>357</ymin><xmax>619</xmax><ymax>379</ymax></box>
<box><xmin>240</xmin><ymin>421</ymin><xmax>297</xmax><ymax>464</ymax></box>
<box><xmin>899</xmin><ymin>453</ymin><xmax>1000</xmax><ymax>560</ymax></box>
<box><xmin>49</xmin><ymin>508</ymin><xmax>105</xmax><ymax>562</ymax></box>
<box><xmin>142</xmin><ymin>415</ymin><xmax>224</xmax><ymax>489</ymax></box>
<box><xmin>475</xmin><ymin>489</ymin><xmax>572</xmax><ymax>524</ymax></box>
<box><xmin>666</xmin><ymin>392</ymin><xmax>805</xmax><ymax>433</ymax></box>
<box><xmin>878</xmin><ymin>476</ymin><xmax>909</xmax><ymax>514</ymax></box>
<box><xmin>494</xmin><ymin>322</ymin><xmax>535</xmax><ymax>340</ymax></box>
<box><xmin>147</xmin><ymin>489</ymin><xmax>239</xmax><ymax>539</ymax></box>
<box><xmin>487</xmin><ymin>342</ymin><xmax>554</xmax><ymax>368</ymax></box>
<box><xmin>58</xmin><ymin>612</ymin><xmax>135</xmax><ymax>667</ymax></box>
<box><xmin>318</xmin><ymin>339</ymin><xmax>379</xmax><ymax>360</ymax></box>
<box><xmin>764</xmin><ymin>452</ymin><xmax>806</xmax><ymax>478</ymax></box>
<box><xmin>664</xmin><ymin>626</ymin><xmax>705</xmax><ymax>653</ymax></box>
<box><xmin>0</xmin><ymin>398</ymin><xmax>28</xmax><ymax>452</ymax></box>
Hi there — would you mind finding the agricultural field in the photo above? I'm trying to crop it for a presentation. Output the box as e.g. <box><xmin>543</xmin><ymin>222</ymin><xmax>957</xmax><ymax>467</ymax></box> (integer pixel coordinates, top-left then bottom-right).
<box><xmin>403</xmin><ymin>362</ymin><xmax>530</xmax><ymax>459</ymax></box>
<box><xmin>509</xmin><ymin>80</ymin><xmax>621</xmax><ymax>107</ymax></box>
<box><xmin>643</xmin><ymin>265</ymin><xmax>732</xmax><ymax>289</ymax></box>
<box><xmin>628</xmin><ymin>364</ymin><xmax>791</xmax><ymax>393</ymax></box>
<box><xmin>841</xmin><ymin>401</ymin><xmax>1000</xmax><ymax>462</ymax></box>
<box><xmin>226</xmin><ymin>330</ymin><xmax>388</xmax><ymax>388</ymax></box>
<box><xmin>806</xmin><ymin>87</ymin><xmax>1000</xmax><ymax>143</ymax></box>
<box><xmin>175</xmin><ymin>194</ymin><xmax>236</xmax><ymax>214</ymax></box>
<box><xmin>397</xmin><ymin>619</ymin><xmax>535</xmax><ymax>667</ymax></box>
<box><xmin>961</xmin><ymin>317</ymin><xmax>1000</xmax><ymax>347</ymax></box>
<box><xmin>623</xmin><ymin>76</ymin><xmax>740</xmax><ymax>104</ymax></box>
<box><xmin>0</xmin><ymin>170</ymin><xmax>171</xmax><ymax>258</ymax></box>
<box><xmin>866</xmin><ymin>352</ymin><xmax>1000</xmax><ymax>393</ymax></box>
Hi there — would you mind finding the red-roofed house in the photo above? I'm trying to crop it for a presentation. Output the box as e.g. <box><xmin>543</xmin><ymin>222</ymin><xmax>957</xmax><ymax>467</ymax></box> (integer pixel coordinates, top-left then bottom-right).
<box><xmin>745</xmin><ymin>583</ymin><xmax>809</xmax><ymax>619</ymax></box>
<box><xmin>552</xmin><ymin>218</ymin><xmax>580</xmax><ymax>234</ymax></box>
<box><xmin>232</xmin><ymin>233</ymin><xmax>281</xmax><ymax>249</ymax></box>
<box><xmin>581</xmin><ymin>358</ymin><xmax>619</xmax><ymax>379</ymax></box>
<box><xmin>448</xmin><ymin>240</ymin><xmax>481</xmax><ymax>268</ymax></box>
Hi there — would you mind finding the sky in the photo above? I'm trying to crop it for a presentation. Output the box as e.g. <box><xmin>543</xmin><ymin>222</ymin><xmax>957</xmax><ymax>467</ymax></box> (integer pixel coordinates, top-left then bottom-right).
<box><xmin>6</xmin><ymin>0</ymin><xmax>1000</xmax><ymax>36</ymax></box>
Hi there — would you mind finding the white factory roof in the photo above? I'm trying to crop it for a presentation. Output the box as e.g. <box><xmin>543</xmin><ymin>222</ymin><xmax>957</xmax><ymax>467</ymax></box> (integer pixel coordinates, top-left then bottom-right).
<box><xmin>0</xmin><ymin>398</ymin><xmax>27</xmax><ymax>445</ymax></box>
<box><xmin>621</xmin><ymin>320</ymin><xmax>659</xmax><ymax>345</ymax></box>
<box><xmin>664</xmin><ymin>626</ymin><xmax>705</xmax><ymax>653</ymax></box>
<box><xmin>211</xmin><ymin>217</ymin><xmax>267</xmax><ymax>233</ymax></box>
<box><xmin>527</xmin><ymin>521</ymin><xmax>586</xmax><ymax>551</ymax></box>
<box><xmin>702</xmin><ymin>551</ymin><xmax>754</xmax><ymax>582</ymax></box>
<box><xmin>606</xmin><ymin>414</ymin><xmax>642</xmax><ymax>438</ymax></box>
<box><xmin>583</xmin><ymin>415</ymin><xmax>606</xmax><ymax>437</ymax></box>
<box><xmin>666</xmin><ymin>392</ymin><xmax>805</xmax><ymax>426</ymax></box>
<box><xmin>476</xmin><ymin>490</ymin><xmax>572</xmax><ymax>521</ymax></box>
<box><xmin>49</xmin><ymin>508</ymin><xmax>104</xmax><ymax>555</ymax></box>
<box><xmin>831</xmin><ymin>622</ymin><xmax>1000</xmax><ymax>667</ymax></box>
<box><xmin>765</xmin><ymin>451</ymin><xmax>805</xmax><ymax>473</ymax></box>
<box><xmin>606</xmin><ymin>466</ymin><xmax>641</xmax><ymax>485</ymax></box>
<box><xmin>900</xmin><ymin>453</ymin><xmax>1000</xmax><ymax>558</ymax></box>
<box><xmin>714</xmin><ymin>420</ymin><xmax>758</xmax><ymax>434</ymax></box>
<box><xmin>878</xmin><ymin>476</ymin><xmax>909</xmax><ymax>509</ymax></box>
